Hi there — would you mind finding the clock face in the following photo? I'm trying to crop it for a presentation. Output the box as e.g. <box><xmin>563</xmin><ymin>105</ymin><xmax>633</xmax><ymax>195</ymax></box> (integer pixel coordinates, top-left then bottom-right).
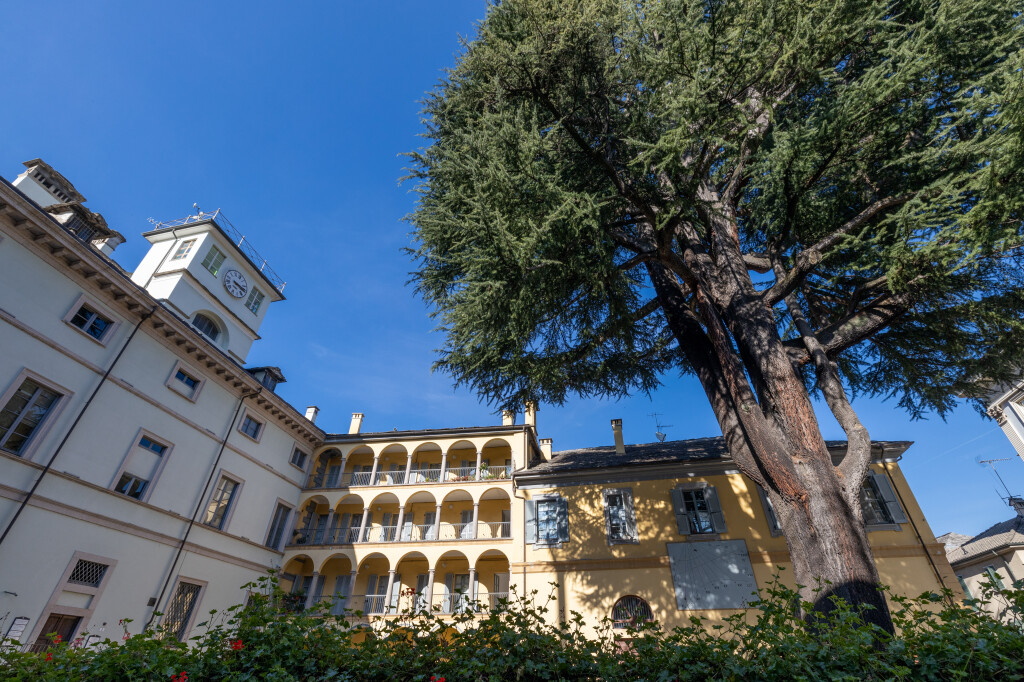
<box><xmin>223</xmin><ymin>270</ymin><xmax>248</xmax><ymax>298</ymax></box>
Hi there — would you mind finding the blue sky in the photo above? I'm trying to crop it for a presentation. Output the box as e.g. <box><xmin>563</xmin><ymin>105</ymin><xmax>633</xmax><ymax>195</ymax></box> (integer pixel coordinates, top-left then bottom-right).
<box><xmin>3</xmin><ymin>1</ymin><xmax>1022</xmax><ymax>539</ymax></box>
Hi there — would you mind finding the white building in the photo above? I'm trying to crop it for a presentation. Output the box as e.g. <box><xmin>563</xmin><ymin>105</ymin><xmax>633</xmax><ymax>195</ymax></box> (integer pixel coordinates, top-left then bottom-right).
<box><xmin>0</xmin><ymin>160</ymin><xmax>324</xmax><ymax>649</ymax></box>
<box><xmin>986</xmin><ymin>383</ymin><xmax>1024</xmax><ymax>463</ymax></box>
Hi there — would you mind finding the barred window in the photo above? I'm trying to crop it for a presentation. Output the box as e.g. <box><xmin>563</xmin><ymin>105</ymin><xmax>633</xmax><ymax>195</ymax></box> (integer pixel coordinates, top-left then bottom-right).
<box><xmin>68</xmin><ymin>559</ymin><xmax>108</xmax><ymax>588</ymax></box>
<box><xmin>612</xmin><ymin>595</ymin><xmax>653</xmax><ymax>630</ymax></box>
<box><xmin>163</xmin><ymin>581</ymin><xmax>202</xmax><ymax>641</ymax></box>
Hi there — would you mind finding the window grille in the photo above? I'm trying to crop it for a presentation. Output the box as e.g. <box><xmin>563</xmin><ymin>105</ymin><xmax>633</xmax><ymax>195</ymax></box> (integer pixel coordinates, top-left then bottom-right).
<box><xmin>612</xmin><ymin>595</ymin><xmax>653</xmax><ymax>629</ymax></box>
<box><xmin>68</xmin><ymin>559</ymin><xmax>108</xmax><ymax>588</ymax></box>
<box><xmin>163</xmin><ymin>581</ymin><xmax>202</xmax><ymax>641</ymax></box>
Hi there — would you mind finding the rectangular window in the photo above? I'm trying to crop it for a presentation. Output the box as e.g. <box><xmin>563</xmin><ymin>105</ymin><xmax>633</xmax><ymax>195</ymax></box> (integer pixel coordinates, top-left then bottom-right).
<box><xmin>175</xmin><ymin>369</ymin><xmax>198</xmax><ymax>392</ymax></box>
<box><xmin>200</xmin><ymin>245</ymin><xmax>226</xmax><ymax>276</ymax></box>
<box><xmin>0</xmin><ymin>378</ymin><xmax>62</xmax><ymax>456</ymax></box>
<box><xmin>670</xmin><ymin>484</ymin><xmax>727</xmax><ymax>535</ymax></box>
<box><xmin>68</xmin><ymin>303</ymin><xmax>114</xmax><ymax>341</ymax></box>
<box><xmin>603</xmin><ymin>488</ymin><xmax>638</xmax><ymax>544</ymax></box>
<box><xmin>163</xmin><ymin>580</ymin><xmax>203</xmax><ymax>641</ymax></box>
<box><xmin>138</xmin><ymin>435</ymin><xmax>167</xmax><ymax>456</ymax></box>
<box><xmin>166</xmin><ymin>361</ymin><xmax>204</xmax><ymax>402</ymax></box>
<box><xmin>170</xmin><ymin>239</ymin><xmax>196</xmax><ymax>261</ymax></box>
<box><xmin>115</xmin><ymin>472</ymin><xmax>149</xmax><ymax>499</ymax></box>
<box><xmin>240</xmin><ymin>415</ymin><xmax>262</xmax><ymax>440</ymax></box>
<box><xmin>203</xmin><ymin>476</ymin><xmax>239</xmax><ymax>529</ymax></box>
<box><xmin>290</xmin><ymin>448</ymin><xmax>308</xmax><ymax>470</ymax></box>
<box><xmin>526</xmin><ymin>496</ymin><xmax>569</xmax><ymax>546</ymax></box>
<box><xmin>245</xmin><ymin>288</ymin><xmax>265</xmax><ymax>315</ymax></box>
<box><xmin>68</xmin><ymin>559</ymin><xmax>108</xmax><ymax>588</ymax></box>
<box><xmin>860</xmin><ymin>472</ymin><xmax>908</xmax><ymax>527</ymax></box>
<box><xmin>266</xmin><ymin>503</ymin><xmax>292</xmax><ymax>550</ymax></box>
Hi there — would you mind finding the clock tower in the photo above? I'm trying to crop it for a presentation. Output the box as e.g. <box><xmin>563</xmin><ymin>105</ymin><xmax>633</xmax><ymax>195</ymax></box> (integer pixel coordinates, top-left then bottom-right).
<box><xmin>130</xmin><ymin>210</ymin><xmax>285</xmax><ymax>363</ymax></box>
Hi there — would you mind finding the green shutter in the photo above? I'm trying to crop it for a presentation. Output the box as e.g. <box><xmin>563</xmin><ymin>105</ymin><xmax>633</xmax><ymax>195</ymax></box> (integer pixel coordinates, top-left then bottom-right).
<box><xmin>670</xmin><ymin>488</ymin><xmax>691</xmax><ymax>535</ymax></box>
<box><xmin>872</xmin><ymin>472</ymin><xmax>908</xmax><ymax>524</ymax></box>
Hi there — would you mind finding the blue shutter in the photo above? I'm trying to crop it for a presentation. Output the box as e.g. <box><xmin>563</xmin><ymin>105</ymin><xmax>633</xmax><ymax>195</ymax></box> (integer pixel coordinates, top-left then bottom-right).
<box><xmin>872</xmin><ymin>472</ymin><xmax>908</xmax><ymax>524</ymax></box>
<box><xmin>525</xmin><ymin>500</ymin><xmax>537</xmax><ymax>544</ymax></box>
<box><xmin>557</xmin><ymin>497</ymin><xmax>570</xmax><ymax>543</ymax></box>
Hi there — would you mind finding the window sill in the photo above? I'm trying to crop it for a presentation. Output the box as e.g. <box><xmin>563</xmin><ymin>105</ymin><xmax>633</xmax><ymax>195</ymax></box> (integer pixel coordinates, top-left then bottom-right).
<box><xmin>865</xmin><ymin>523</ymin><xmax>902</xmax><ymax>532</ymax></box>
<box><xmin>64</xmin><ymin>319</ymin><xmax>115</xmax><ymax>347</ymax></box>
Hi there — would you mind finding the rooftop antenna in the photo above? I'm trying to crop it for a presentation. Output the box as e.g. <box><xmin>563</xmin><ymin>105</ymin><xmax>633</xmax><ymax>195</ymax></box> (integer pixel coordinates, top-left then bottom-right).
<box><xmin>976</xmin><ymin>456</ymin><xmax>1015</xmax><ymax>499</ymax></box>
<box><xmin>649</xmin><ymin>412</ymin><xmax>672</xmax><ymax>443</ymax></box>
<box><xmin>192</xmin><ymin>202</ymin><xmax>203</xmax><ymax>218</ymax></box>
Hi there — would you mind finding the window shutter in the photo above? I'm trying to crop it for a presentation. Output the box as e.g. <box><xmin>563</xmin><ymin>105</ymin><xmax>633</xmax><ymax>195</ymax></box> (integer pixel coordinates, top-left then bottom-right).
<box><xmin>872</xmin><ymin>472</ymin><xmax>908</xmax><ymax>524</ymax></box>
<box><xmin>312</xmin><ymin>574</ymin><xmax>326</xmax><ymax>601</ymax></box>
<box><xmin>389</xmin><ymin>574</ymin><xmax>402</xmax><ymax>613</ymax></box>
<box><xmin>622</xmin><ymin>488</ymin><xmax>638</xmax><ymax>541</ymax></box>
<box><xmin>525</xmin><ymin>500</ymin><xmax>537</xmax><ymax>544</ymax></box>
<box><xmin>424</xmin><ymin>511</ymin><xmax>436</xmax><ymax>540</ymax></box>
<box><xmin>557</xmin><ymin>497</ymin><xmax>570</xmax><ymax>543</ymax></box>
<box><xmin>601</xmin><ymin>490</ymin><xmax>614</xmax><ymax>539</ymax></box>
<box><xmin>366</xmin><ymin>574</ymin><xmax>378</xmax><ymax>596</ymax></box>
<box><xmin>755</xmin><ymin>485</ymin><xmax>782</xmax><ymax>535</ymax></box>
<box><xmin>401</xmin><ymin>514</ymin><xmax>414</xmax><ymax>541</ymax></box>
<box><xmin>444</xmin><ymin>573</ymin><xmax>454</xmax><ymax>612</ymax></box>
<box><xmin>670</xmin><ymin>488</ymin><xmax>691</xmax><ymax>535</ymax></box>
<box><xmin>704</xmin><ymin>485</ymin><xmax>727</xmax><ymax>533</ymax></box>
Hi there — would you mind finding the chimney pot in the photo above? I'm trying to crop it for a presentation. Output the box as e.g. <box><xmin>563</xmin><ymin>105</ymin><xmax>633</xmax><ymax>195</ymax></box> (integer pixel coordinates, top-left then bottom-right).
<box><xmin>1010</xmin><ymin>496</ymin><xmax>1024</xmax><ymax>518</ymax></box>
<box><xmin>304</xmin><ymin>406</ymin><xmax>320</xmax><ymax>424</ymax></box>
<box><xmin>611</xmin><ymin>419</ymin><xmax>625</xmax><ymax>455</ymax></box>
<box><xmin>525</xmin><ymin>402</ymin><xmax>538</xmax><ymax>428</ymax></box>
<box><xmin>349</xmin><ymin>412</ymin><xmax>364</xmax><ymax>434</ymax></box>
<box><xmin>502</xmin><ymin>410</ymin><xmax>515</xmax><ymax>426</ymax></box>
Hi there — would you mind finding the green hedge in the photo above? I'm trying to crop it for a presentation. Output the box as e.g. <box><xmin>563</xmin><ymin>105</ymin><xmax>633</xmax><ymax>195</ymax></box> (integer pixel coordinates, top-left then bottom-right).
<box><xmin>2</xmin><ymin>574</ymin><xmax>1022</xmax><ymax>681</ymax></box>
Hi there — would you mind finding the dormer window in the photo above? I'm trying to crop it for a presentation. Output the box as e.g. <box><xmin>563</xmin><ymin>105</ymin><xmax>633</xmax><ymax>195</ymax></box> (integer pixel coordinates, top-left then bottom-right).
<box><xmin>192</xmin><ymin>314</ymin><xmax>220</xmax><ymax>342</ymax></box>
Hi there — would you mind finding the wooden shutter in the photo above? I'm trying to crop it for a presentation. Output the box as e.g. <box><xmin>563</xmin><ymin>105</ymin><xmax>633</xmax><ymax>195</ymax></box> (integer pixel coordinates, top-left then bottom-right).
<box><xmin>755</xmin><ymin>485</ymin><xmax>782</xmax><ymax>535</ymax></box>
<box><xmin>557</xmin><ymin>497</ymin><xmax>570</xmax><ymax>543</ymax></box>
<box><xmin>424</xmin><ymin>511</ymin><xmax>436</xmax><ymax>540</ymax></box>
<box><xmin>389</xmin><ymin>574</ymin><xmax>402</xmax><ymax>613</ymax></box>
<box><xmin>670</xmin><ymin>488</ymin><xmax>691</xmax><ymax>535</ymax></box>
<box><xmin>621</xmin><ymin>488</ymin><xmax>638</xmax><ymax>541</ymax></box>
<box><xmin>312</xmin><ymin>574</ymin><xmax>326</xmax><ymax>602</ymax></box>
<box><xmin>525</xmin><ymin>500</ymin><xmax>537</xmax><ymax>544</ymax></box>
<box><xmin>401</xmin><ymin>513</ymin><xmax>414</xmax><ymax>541</ymax></box>
<box><xmin>704</xmin><ymin>486</ymin><xmax>727</xmax><ymax>533</ymax></box>
<box><xmin>871</xmin><ymin>472</ymin><xmax>908</xmax><ymax>524</ymax></box>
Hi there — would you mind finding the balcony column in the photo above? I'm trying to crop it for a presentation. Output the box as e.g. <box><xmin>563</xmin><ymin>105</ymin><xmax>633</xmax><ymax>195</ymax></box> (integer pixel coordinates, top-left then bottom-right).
<box><xmin>369</xmin><ymin>455</ymin><xmax>381</xmax><ymax>485</ymax></box>
<box><xmin>358</xmin><ymin>506</ymin><xmax>371</xmax><ymax>543</ymax></box>
<box><xmin>433</xmin><ymin>504</ymin><xmax>442</xmax><ymax>540</ymax></box>
<box><xmin>304</xmin><ymin>572</ymin><xmax>319</xmax><ymax>610</ymax></box>
<box><xmin>468</xmin><ymin>567</ymin><xmax>477</xmax><ymax>611</ymax></box>
<box><xmin>339</xmin><ymin>453</ymin><xmax>349</xmax><ymax>485</ymax></box>
<box><xmin>383</xmin><ymin>569</ymin><xmax>397</xmax><ymax>613</ymax></box>
<box><xmin>475</xmin><ymin>450</ymin><xmax>483</xmax><ymax>480</ymax></box>
<box><xmin>426</xmin><ymin>568</ymin><xmax>436</xmax><ymax>611</ymax></box>
<box><xmin>471</xmin><ymin>502</ymin><xmax>480</xmax><ymax>539</ymax></box>
<box><xmin>439</xmin><ymin>451</ymin><xmax>449</xmax><ymax>482</ymax></box>
<box><xmin>404</xmin><ymin>453</ymin><xmax>414</xmax><ymax>485</ymax></box>
<box><xmin>394</xmin><ymin>505</ymin><xmax>406</xmax><ymax>543</ymax></box>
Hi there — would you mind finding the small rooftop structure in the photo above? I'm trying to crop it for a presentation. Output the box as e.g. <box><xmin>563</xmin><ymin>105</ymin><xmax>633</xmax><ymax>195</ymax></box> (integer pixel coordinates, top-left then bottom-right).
<box><xmin>150</xmin><ymin>209</ymin><xmax>285</xmax><ymax>293</ymax></box>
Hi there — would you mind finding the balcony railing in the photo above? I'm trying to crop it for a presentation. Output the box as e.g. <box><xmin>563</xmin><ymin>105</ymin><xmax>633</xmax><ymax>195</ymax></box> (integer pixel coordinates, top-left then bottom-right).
<box><xmin>307</xmin><ymin>464</ymin><xmax>511</xmax><ymax>490</ymax></box>
<box><xmin>290</xmin><ymin>519</ymin><xmax>512</xmax><ymax>547</ymax></box>
<box><xmin>296</xmin><ymin>591</ymin><xmax>511</xmax><ymax>617</ymax></box>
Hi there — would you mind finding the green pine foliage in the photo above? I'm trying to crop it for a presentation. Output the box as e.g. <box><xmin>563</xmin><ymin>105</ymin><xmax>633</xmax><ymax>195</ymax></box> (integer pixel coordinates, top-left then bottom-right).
<box><xmin>1</xmin><ymin>573</ymin><xmax>1022</xmax><ymax>681</ymax></box>
<box><xmin>406</xmin><ymin>0</ymin><xmax>1024</xmax><ymax>416</ymax></box>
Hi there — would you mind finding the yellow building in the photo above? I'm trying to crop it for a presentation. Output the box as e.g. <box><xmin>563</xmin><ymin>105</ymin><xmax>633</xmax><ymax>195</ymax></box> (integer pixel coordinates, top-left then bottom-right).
<box><xmin>281</xmin><ymin>416</ymin><xmax>959</xmax><ymax>633</ymax></box>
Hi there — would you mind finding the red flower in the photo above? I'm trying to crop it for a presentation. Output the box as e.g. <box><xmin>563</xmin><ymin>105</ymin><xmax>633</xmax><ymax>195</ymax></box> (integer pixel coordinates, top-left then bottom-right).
<box><xmin>430</xmin><ymin>676</ymin><xmax>445</xmax><ymax>682</ymax></box>
<box><xmin>231</xmin><ymin>639</ymin><xmax>244</xmax><ymax>650</ymax></box>
<box><xmin>171</xmin><ymin>673</ymin><xmax>189</xmax><ymax>682</ymax></box>
<box><xmin>53</xmin><ymin>635</ymin><xmax>62</xmax><ymax>643</ymax></box>
<box><xmin>44</xmin><ymin>652</ymin><xmax>53</xmax><ymax>662</ymax></box>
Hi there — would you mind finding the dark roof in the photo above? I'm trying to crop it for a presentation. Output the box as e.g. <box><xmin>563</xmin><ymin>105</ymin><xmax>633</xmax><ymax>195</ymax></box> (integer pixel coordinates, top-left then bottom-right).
<box><xmin>529</xmin><ymin>438</ymin><xmax>912</xmax><ymax>475</ymax></box>
<box><xmin>945</xmin><ymin>515</ymin><xmax>1024</xmax><ymax>565</ymax></box>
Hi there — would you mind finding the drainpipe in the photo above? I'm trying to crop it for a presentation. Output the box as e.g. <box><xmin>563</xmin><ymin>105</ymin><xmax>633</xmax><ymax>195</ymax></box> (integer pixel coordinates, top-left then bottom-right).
<box><xmin>0</xmin><ymin>307</ymin><xmax>156</xmax><ymax>549</ymax></box>
<box><xmin>145</xmin><ymin>385</ymin><xmax>262</xmax><ymax>628</ymax></box>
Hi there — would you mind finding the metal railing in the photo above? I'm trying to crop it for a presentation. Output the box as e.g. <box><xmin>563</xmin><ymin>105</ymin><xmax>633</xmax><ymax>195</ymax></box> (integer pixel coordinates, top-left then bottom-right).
<box><xmin>151</xmin><ymin>209</ymin><xmax>285</xmax><ymax>292</ymax></box>
<box><xmin>489</xmin><ymin>592</ymin><xmax>510</xmax><ymax>611</ymax></box>
<box><xmin>305</xmin><ymin>464</ymin><xmax>512</xmax><ymax>489</ymax></box>
<box><xmin>292</xmin><ymin>519</ymin><xmax>514</xmax><ymax>546</ymax></box>
<box><xmin>361</xmin><ymin>595</ymin><xmax>387</xmax><ymax>615</ymax></box>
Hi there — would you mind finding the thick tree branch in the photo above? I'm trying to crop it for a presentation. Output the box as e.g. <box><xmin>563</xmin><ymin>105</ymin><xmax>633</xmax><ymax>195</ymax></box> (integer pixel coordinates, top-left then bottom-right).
<box><xmin>764</xmin><ymin>194</ymin><xmax>915</xmax><ymax>305</ymax></box>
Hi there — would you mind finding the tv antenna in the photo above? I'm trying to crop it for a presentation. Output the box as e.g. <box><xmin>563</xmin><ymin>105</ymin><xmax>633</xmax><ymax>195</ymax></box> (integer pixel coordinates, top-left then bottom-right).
<box><xmin>192</xmin><ymin>202</ymin><xmax>203</xmax><ymax>218</ymax></box>
<box><xmin>976</xmin><ymin>457</ymin><xmax>1015</xmax><ymax>499</ymax></box>
<box><xmin>648</xmin><ymin>412</ymin><xmax>672</xmax><ymax>443</ymax></box>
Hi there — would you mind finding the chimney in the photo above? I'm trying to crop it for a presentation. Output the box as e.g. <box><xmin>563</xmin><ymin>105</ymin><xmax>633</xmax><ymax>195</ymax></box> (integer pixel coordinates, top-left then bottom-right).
<box><xmin>304</xmin><ymin>406</ymin><xmax>319</xmax><ymax>424</ymax></box>
<box><xmin>502</xmin><ymin>410</ymin><xmax>515</xmax><ymax>426</ymax></box>
<box><xmin>1010</xmin><ymin>496</ymin><xmax>1024</xmax><ymax>518</ymax></box>
<box><xmin>539</xmin><ymin>438</ymin><xmax>553</xmax><ymax>461</ymax></box>
<box><xmin>92</xmin><ymin>234</ymin><xmax>124</xmax><ymax>257</ymax></box>
<box><xmin>349</xmin><ymin>413</ymin><xmax>364</xmax><ymax>434</ymax></box>
<box><xmin>611</xmin><ymin>419</ymin><xmax>625</xmax><ymax>455</ymax></box>
<box><xmin>525</xmin><ymin>402</ymin><xmax>538</xmax><ymax>429</ymax></box>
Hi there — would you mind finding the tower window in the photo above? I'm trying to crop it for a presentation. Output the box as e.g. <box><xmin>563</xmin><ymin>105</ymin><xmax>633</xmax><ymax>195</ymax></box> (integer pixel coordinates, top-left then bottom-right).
<box><xmin>201</xmin><ymin>246</ymin><xmax>226</xmax><ymax>276</ymax></box>
<box><xmin>245</xmin><ymin>288</ymin><xmax>264</xmax><ymax>315</ymax></box>
<box><xmin>171</xmin><ymin>239</ymin><xmax>197</xmax><ymax>261</ymax></box>
<box><xmin>192</xmin><ymin>314</ymin><xmax>220</xmax><ymax>342</ymax></box>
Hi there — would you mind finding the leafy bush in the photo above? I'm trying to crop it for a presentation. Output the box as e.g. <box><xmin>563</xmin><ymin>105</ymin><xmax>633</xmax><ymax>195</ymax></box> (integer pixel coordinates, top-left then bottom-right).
<box><xmin>1</xmin><ymin>573</ymin><xmax>1021</xmax><ymax>681</ymax></box>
